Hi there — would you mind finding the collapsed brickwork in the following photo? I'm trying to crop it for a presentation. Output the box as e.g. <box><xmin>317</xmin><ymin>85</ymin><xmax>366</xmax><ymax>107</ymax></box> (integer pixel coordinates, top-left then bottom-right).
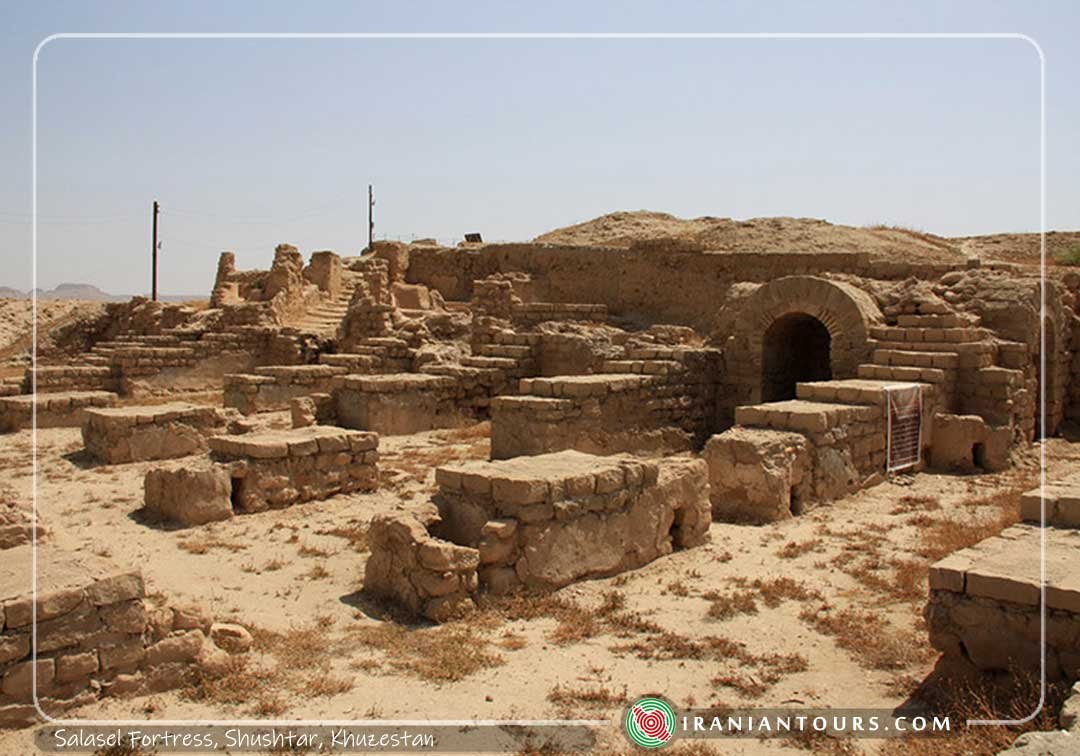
<box><xmin>0</xmin><ymin>545</ymin><xmax>246</xmax><ymax>728</ymax></box>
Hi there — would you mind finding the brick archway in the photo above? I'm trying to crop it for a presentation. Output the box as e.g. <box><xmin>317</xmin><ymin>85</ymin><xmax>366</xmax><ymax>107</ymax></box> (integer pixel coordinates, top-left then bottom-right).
<box><xmin>728</xmin><ymin>276</ymin><xmax>882</xmax><ymax>405</ymax></box>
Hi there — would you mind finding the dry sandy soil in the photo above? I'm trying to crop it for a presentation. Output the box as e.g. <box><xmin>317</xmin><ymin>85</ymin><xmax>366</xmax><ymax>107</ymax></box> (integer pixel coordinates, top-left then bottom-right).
<box><xmin>0</xmin><ymin>402</ymin><xmax>1074</xmax><ymax>754</ymax></box>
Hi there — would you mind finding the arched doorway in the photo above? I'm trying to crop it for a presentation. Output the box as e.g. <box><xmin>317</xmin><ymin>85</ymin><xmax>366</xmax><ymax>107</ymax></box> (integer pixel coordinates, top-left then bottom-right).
<box><xmin>761</xmin><ymin>313</ymin><xmax>832</xmax><ymax>401</ymax></box>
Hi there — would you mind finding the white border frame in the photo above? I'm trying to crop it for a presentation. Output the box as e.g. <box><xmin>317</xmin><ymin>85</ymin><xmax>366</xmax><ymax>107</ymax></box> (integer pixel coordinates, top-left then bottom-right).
<box><xmin>29</xmin><ymin>31</ymin><xmax>1046</xmax><ymax>732</ymax></box>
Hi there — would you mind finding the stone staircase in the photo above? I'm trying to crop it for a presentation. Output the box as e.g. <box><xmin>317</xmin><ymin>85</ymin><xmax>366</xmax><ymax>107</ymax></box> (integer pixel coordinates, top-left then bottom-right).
<box><xmin>463</xmin><ymin>331</ymin><xmax>540</xmax><ymax>380</ymax></box>
<box><xmin>724</xmin><ymin>377</ymin><xmax>932</xmax><ymax>511</ymax></box>
<box><xmin>319</xmin><ymin>336</ymin><xmax>415</xmax><ymax>374</ymax></box>
<box><xmin>291</xmin><ymin>272</ymin><xmax>361</xmax><ymax>336</ymax></box>
<box><xmin>857</xmin><ymin>313</ymin><xmax>995</xmax><ymax>412</ymax></box>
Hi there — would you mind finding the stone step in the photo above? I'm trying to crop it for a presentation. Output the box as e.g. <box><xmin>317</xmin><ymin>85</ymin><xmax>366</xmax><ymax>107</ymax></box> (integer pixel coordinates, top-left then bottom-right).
<box><xmin>600</xmin><ymin>359</ymin><xmax>684</xmax><ymax>376</ymax></box>
<box><xmin>795</xmin><ymin>378</ymin><xmax>923</xmax><ymax>406</ymax></box>
<box><xmin>478</xmin><ymin>344</ymin><xmax>533</xmax><ymax>359</ymax></box>
<box><xmin>420</xmin><ymin>364</ymin><xmax>504</xmax><ymax>381</ymax></box>
<box><xmin>858</xmin><ymin>364</ymin><xmax>949</xmax><ymax>384</ymax></box>
<box><xmin>869</xmin><ymin>340</ymin><xmax>994</xmax><ymax>367</ymax></box>
<box><xmin>895</xmin><ymin>313</ymin><xmax>977</xmax><ymax>328</ymax></box>
<box><xmin>463</xmin><ymin>356</ymin><xmax>518</xmax><ymax>369</ymax></box>
<box><xmin>519</xmin><ymin>373</ymin><xmax>655</xmax><ymax>399</ymax></box>
<box><xmin>872</xmin><ymin>349</ymin><xmax>959</xmax><ymax>369</ymax></box>
<box><xmin>868</xmin><ymin>325</ymin><xmax>989</xmax><ymax>344</ymax></box>
<box><xmin>319</xmin><ymin>353</ymin><xmax>381</xmax><ymax>368</ymax></box>
<box><xmin>734</xmin><ymin>399</ymin><xmax>880</xmax><ymax>435</ymax></box>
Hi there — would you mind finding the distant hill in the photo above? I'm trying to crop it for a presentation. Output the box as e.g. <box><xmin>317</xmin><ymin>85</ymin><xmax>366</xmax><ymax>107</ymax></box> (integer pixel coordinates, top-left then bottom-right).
<box><xmin>1</xmin><ymin>283</ymin><xmax>203</xmax><ymax>302</ymax></box>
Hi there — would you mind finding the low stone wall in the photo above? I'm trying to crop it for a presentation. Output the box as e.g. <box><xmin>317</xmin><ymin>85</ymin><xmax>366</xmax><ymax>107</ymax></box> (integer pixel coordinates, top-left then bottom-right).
<box><xmin>25</xmin><ymin>366</ymin><xmax>118</xmax><ymax>395</ymax></box>
<box><xmin>332</xmin><ymin>373</ymin><xmax>467</xmax><ymax>435</ymax></box>
<box><xmin>511</xmin><ymin>302</ymin><xmax>607</xmax><ymax>326</ymax></box>
<box><xmin>223</xmin><ymin>365</ymin><xmax>347</xmax><ymax>414</ymax></box>
<box><xmin>82</xmin><ymin>403</ymin><xmax>231</xmax><ymax>464</ymax></box>
<box><xmin>208</xmin><ymin>426</ymin><xmax>379</xmax><ymax>515</ymax></box>
<box><xmin>732</xmin><ymin>400</ymin><xmax>887</xmax><ymax>499</ymax></box>
<box><xmin>0</xmin><ymin>545</ymin><xmax>236</xmax><ymax>727</ymax></box>
<box><xmin>0</xmin><ymin>391</ymin><xmax>118</xmax><ymax>433</ymax></box>
<box><xmin>928</xmin><ymin>413</ymin><xmax>1012</xmax><ymax>472</ymax></box>
<box><xmin>702</xmin><ymin>427</ymin><xmax>812</xmax><ymax>522</ymax></box>
<box><xmin>489</xmin><ymin>366</ymin><xmax>717</xmax><ymax>459</ymax></box>
<box><xmin>925</xmin><ymin>483</ymin><xmax>1080</xmax><ymax>680</ymax></box>
<box><xmin>364</xmin><ymin>451</ymin><xmax>710</xmax><ymax>621</ymax></box>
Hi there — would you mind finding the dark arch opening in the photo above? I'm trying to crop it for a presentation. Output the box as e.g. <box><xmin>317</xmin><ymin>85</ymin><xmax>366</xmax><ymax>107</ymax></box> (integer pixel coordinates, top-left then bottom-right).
<box><xmin>761</xmin><ymin>313</ymin><xmax>832</xmax><ymax>402</ymax></box>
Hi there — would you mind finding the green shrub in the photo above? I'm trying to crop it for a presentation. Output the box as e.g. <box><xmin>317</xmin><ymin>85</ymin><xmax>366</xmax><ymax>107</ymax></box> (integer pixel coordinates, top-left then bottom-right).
<box><xmin>1057</xmin><ymin>244</ymin><xmax>1080</xmax><ymax>266</ymax></box>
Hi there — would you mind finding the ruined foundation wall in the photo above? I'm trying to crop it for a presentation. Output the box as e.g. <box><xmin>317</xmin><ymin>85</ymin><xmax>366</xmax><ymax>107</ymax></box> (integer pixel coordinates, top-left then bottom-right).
<box><xmin>406</xmin><ymin>243</ymin><xmax>965</xmax><ymax>330</ymax></box>
<box><xmin>0</xmin><ymin>548</ymin><xmax>217</xmax><ymax>727</ymax></box>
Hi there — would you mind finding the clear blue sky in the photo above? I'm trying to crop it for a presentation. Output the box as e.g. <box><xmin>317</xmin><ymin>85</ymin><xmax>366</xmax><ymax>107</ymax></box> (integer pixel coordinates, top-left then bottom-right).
<box><xmin>1</xmin><ymin>1</ymin><xmax>1077</xmax><ymax>296</ymax></box>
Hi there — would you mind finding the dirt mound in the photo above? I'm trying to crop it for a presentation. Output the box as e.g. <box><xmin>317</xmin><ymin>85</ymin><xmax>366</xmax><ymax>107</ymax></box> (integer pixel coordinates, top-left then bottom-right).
<box><xmin>534</xmin><ymin>210</ymin><xmax>963</xmax><ymax>260</ymax></box>
<box><xmin>0</xmin><ymin>298</ymin><xmax>108</xmax><ymax>363</ymax></box>
<box><xmin>952</xmin><ymin>231</ymin><xmax>1080</xmax><ymax>268</ymax></box>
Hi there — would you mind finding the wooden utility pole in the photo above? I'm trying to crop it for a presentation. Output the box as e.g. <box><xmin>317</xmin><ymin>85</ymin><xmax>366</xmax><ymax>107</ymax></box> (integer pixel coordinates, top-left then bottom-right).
<box><xmin>151</xmin><ymin>200</ymin><xmax>160</xmax><ymax>301</ymax></box>
<box><xmin>368</xmin><ymin>184</ymin><xmax>374</xmax><ymax>253</ymax></box>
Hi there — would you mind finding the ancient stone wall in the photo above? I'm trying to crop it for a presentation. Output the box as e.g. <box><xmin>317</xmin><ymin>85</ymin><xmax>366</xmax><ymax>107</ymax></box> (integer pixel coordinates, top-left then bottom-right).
<box><xmin>223</xmin><ymin>365</ymin><xmax>348</xmax><ymax>414</ymax></box>
<box><xmin>490</xmin><ymin>347</ymin><xmax>722</xmax><ymax>459</ymax></box>
<box><xmin>332</xmin><ymin>374</ymin><xmax>469</xmax><ymax>435</ymax></box>
<box><xmin>0</xmin><ymin>547</ymin><xmax>230</xmax><ymax>727</ymax></box>
<box><xmin>82</xmin><ymin>403</ymin><xmax>232</xmax><ymax>464</ymax></box>
<box><xmin>208</xmin><ymin>427</ymin><xmax>379</xmax><ymax>514</ymax></box>
<box><xmin>406</xmin><ymin>243</ymin><xmax>965</xmax><ymax>329</ymax></box>
<box><xmin>926</xmin><ymin>483</ymin><xmax>1080</xmax><ymax>680</ymax></box>
<box><xmin>0</xmin><ymin>391</ymin><xmax>117</xmax><ymax>433</ymax></box>
<box><xmin>364</xmin><ymin>452</ymin><xmax>710</xmax><ymax>621</ymax></box>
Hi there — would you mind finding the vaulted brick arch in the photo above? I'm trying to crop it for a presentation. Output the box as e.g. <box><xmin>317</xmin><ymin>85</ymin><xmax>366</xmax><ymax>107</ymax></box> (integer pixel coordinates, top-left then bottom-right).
<box><xmin>727</xmin><ymin>276</ymin><xmax>883</xmax><ymax>404</ymax></box>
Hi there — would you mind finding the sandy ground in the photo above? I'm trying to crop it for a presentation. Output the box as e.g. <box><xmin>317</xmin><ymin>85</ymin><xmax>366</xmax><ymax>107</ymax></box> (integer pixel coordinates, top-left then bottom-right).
<box><xmin>0</xmin><ymin>403</ymin><xmax>1075</xmax><ymax>754</ymax></box>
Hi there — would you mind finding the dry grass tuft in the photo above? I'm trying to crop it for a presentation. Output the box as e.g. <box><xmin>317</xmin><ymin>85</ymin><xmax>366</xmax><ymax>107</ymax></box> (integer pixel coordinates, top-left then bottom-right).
<box><xmin>881</xmin><ymin>667</ymin><xmax>1067</xmax><ymax>756</ymax></box>
<box><xmin>346</xmin><ymin>621</ymin><xmax>505</xmax><ymax>682</ymax></box>
<box><xmin>799</xmin><ymin>603</ymin><xmax>930</xmax><ymax>672</ymax></box>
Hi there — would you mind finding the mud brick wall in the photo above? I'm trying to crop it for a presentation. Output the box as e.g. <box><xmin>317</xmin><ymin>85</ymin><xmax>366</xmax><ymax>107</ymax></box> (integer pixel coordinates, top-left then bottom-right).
<box><xmin>490</xmin><ymin>354</ymin><xmax>722</xmax><ymax>459</ymax></box>
<box><xmin>0</xmin><ymin>548</ymin><xmax>212</xmax><ymax>727</ymax></box>
<box><xmin>223</xmin><ymin>365</ymin><xmax>347</xmax><ymax>414</ymax></box>
<box><xmin>472</xmin><ymin>277</ymin><xmax>516</xmax><ymax>319</ymax></box>
<box><xmin>324</xmin><ymin>337</ymin><xmax>417</xmax><ymax>375</ymax></box>
<box><xmin>733</xmin><ymin>401</ymin><xmax>886</xmax><ymax>500</ymax></box>
<box><xmin>511</xmin><ymin>302</ymin><xmax>607</xmax><ymax>326</ymax></box>
<box><xmin>338</xmin><ymin>302</ymin><xmax>395</xmax><ymax>345</ymax></box>
<box><xmin>0</xmin><ymin>391</ymin><xmax>117</xmax><ymax>433</ymax></box>
<box><xmin>208</xmin><ymin>427</ymin><xmax>379</xmax><ymax>513</ymax></box>
<box><xmin>82</xmin><ymin>403</ymin><xmax>231</xmax><ymax>464</ymax></box>
<box><xmin>417</xmin><ymin>364</ymin><xmax>512</xmax><ymax>415</ymax></box>
<box><xmin>406</xmin><ymin>243</ymin><xmax>966</xmax><ymax>330</ymax></box>
<box><xmin>24</xmin><ymin>366</ymin><xmax>118</xmax><ymax>395</ymax></box>
<box><xmin>364</xmin><ymin>452</ymin><xmax>710</xmax><ymax>621</ymax></box>
<box><xmin>703</xmin><ymin>428</ymin><xmax>812</xmax><ymax>523</ymax></box>
<box><xmin>960</xmin><ymin>365</ymin><xmax>1031</xmax><ymax>437</ymax></box>
<box><xmin>332</xmin><ymin>374</ymin><xmax>468</xmax><ymax>435</ymax></box>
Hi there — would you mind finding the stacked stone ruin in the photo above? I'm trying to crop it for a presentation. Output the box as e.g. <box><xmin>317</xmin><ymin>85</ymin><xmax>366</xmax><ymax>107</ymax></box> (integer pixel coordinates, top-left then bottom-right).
<box><xmin>5</xmin><ymin>228</ymin><xmax>1079</xmax><ymax>720</ymax></box>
